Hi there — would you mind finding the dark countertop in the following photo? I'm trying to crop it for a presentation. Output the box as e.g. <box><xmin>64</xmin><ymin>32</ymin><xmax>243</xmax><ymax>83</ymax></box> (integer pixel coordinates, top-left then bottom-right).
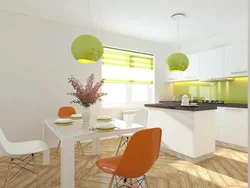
<box><xmin>159</xmin><ymin>101</ymin><xmax>248</xmax><ymax>109</ymax></box>
<box><xmin>144</xmin><ymin>103</ymin><xmax>217</xmax><ymax>111</ymax></box>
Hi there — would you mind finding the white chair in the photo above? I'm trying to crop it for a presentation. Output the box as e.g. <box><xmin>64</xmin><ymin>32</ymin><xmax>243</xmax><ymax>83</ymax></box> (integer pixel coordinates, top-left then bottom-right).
<box><xmin>0</xmin><ymin>128</ymin><xmax>48</xmax><ymax>188</ymax></box>
<box><xmin>115</xmin><ymin>109</ymin><xmax>148</xmax><ymax>155</ymax></box>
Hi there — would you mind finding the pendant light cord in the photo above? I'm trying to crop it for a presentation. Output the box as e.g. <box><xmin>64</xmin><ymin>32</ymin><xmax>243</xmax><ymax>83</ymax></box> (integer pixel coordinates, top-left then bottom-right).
<box><xmin>87</xmin><ymin>0</ymin><xmax>94</xmax><ymax>35</ymax></box>
<box><xmin>177</xmin><ymin>17</ymin><xmax>180</xmax><ymax>52</ymax></box>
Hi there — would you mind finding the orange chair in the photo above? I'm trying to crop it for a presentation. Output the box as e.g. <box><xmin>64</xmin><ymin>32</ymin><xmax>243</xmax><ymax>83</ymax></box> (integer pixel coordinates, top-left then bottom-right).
<box><xmin>56</xmin><ymin>107</ymin><xmax>84</xmax><ymax>155</ymax></box>
<box><xmin>96</xmin><ymin>128</ymin><xmax>162</xmax><ymax>188</ymax></box>
<box><xmin>58</xmin><ymin>106</ymin><xmax>76</xmax><ymax>118</ymax></box>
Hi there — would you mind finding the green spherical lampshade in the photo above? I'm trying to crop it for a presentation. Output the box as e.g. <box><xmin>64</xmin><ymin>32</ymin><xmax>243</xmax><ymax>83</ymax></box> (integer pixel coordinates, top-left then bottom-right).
<box><xmin>71</xmin><ymin>35</ymin><xmax>104</xmax><ymax>64</ymax></box>
<box><xmin>166</xmin><ymin>53</ymin><xmax>189</xmax><ymax>72</ymax></box>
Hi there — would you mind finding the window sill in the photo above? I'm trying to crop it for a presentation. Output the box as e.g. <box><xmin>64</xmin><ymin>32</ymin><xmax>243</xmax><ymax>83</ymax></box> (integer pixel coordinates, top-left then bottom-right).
<box><xmin>101</xmin><ymin>104</ymin><xmax>146</xmax><ymax>110</ymax></box>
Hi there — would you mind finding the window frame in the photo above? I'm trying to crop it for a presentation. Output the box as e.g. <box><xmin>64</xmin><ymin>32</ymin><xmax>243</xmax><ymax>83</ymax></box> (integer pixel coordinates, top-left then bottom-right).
<box><xmin>101</xmin><ymin>47</ymin><xmax>154</xmax><ymax>108</ymax></box>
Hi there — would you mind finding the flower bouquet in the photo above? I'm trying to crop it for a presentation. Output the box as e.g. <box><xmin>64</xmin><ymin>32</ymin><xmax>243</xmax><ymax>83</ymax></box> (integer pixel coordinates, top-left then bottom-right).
<box><xmin>67</xmin><ymin>74</ymin><xmax>107</xmax><ymax>122</ymax></box>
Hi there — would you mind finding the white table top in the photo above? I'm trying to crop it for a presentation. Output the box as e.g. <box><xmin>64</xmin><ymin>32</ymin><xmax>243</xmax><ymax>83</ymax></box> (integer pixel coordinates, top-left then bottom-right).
<box><xmin>44</xmin><ymin>119</ymin><xmax>144</xmax><ymax>140</ymax></box>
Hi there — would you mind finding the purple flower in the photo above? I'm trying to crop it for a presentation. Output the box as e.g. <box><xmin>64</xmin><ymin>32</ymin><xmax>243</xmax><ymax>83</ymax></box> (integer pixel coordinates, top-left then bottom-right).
<box><xmin>67</xmin><ymin>74</ymin><xmax>107</xmax><ymax>107</ymax></box>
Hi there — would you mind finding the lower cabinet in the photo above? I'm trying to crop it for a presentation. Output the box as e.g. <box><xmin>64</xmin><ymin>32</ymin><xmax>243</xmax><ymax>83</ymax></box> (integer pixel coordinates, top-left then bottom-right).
<box><xmin>216</xmin><ymin>107</ymin><xmax>248</xmax><ymax>147</ymax></box>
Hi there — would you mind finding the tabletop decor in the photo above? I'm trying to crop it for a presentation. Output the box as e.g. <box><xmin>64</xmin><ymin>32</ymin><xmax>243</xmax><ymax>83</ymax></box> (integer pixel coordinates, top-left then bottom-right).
<box><xmin>67</xmin><ymin>74</ymin><xmax>107</xmax><ymax>122</ymax></box>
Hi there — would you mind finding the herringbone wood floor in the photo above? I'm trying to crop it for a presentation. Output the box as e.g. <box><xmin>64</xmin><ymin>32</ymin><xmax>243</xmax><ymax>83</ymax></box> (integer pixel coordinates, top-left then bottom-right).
<box><xmin>0</xmin><ymin>138</ymin><xmax>248</xmax><ymax>188</ymax></box>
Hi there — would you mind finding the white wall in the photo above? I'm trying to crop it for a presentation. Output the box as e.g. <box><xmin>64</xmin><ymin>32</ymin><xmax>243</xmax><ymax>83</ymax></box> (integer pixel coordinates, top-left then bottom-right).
<box><xmin>181</xmin><ymin>27</ymin><xmax>248</xmax><ymax>54</ymax></box>
<box><xmin>0</xmin><ymin>10</ymin><xmax>171</xmax><ymax>143</ymax></box>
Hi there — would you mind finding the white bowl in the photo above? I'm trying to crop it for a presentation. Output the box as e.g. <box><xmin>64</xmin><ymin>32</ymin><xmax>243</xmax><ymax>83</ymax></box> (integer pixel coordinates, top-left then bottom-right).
<box><xmin>70</xmin><ymin>114</ymin><xmax>82</xmax><ymax>118</ymax></box>
<box><xmin>96</xmin><ymin>122</ymin><xmax>115</xmax><ymax>129</ymax></box>
<box><xmin>54</xmin><ymin>118</ymin><xmax>73</xmax><ymax>124</ymax></box>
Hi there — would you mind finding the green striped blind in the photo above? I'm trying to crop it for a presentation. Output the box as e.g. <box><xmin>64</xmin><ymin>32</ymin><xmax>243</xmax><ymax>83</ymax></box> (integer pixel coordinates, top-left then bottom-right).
<box><xmin>102</xmin><ymin>47</ymin><xmax>153</xmax><ymax>70</ymax></box>
<box><xmin>102</xmin><ymin>47</ymin><xmax>154</xmax><ymax>84</ymax></box>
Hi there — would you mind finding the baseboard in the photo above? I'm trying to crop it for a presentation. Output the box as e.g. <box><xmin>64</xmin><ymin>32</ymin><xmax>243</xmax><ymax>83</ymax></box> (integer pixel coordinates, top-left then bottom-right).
<box><xmin>160</xmin><ymin>147</ymin><xmax>214</xmax><ymax>163</ymax></box>
<box><xmin>216</xmin><ymin>141</ymin><xmax>248</xmax><ymax>153</ymax></box>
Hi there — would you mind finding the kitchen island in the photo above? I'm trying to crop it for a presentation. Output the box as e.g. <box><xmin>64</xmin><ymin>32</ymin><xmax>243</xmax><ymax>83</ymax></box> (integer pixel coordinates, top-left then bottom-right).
<box><xmin>145</xmin><ymin>102</ymin><xmax>217</xmax><ymax>163</ymax></box>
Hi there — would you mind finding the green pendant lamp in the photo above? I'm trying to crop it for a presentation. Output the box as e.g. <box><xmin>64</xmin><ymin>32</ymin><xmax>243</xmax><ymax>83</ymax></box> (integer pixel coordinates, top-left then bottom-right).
<box><xmin>71</xmin><ymin>35</ymin><xmax>103</xmax><ymax>64</ymax></box>
<box><xmin>166</xmin><ymin>13</ymin><xmax>189</xmax><ymax>72</ymax></box>
<box><xmin>71</xmin><ymin>0</ymin><xmax>103</xmax><ymax>64</ymax></box>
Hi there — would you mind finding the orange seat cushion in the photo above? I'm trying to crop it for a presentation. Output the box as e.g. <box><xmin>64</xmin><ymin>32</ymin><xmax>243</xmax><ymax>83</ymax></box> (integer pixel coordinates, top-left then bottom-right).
<box><xmin>96</xmin><ymin>155</ymin><xmax>123</xmax><ymax>174</ymax></box>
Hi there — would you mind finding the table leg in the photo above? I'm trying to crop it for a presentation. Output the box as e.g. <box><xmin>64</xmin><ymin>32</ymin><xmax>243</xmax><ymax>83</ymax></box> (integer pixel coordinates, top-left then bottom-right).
<box><xmin>61</xmin><ymin>137</ymin><xmax>75</xmax><ymax>188</ymax></box>
<box><xmin>43</xmin><ymin>123</ymin><xmax>50</xmax><ymax>166</ymax></box>
<box><xmin>92</xmin><ymin>138</ymin><xmax>100</xmax><ymax>155</ymax></box>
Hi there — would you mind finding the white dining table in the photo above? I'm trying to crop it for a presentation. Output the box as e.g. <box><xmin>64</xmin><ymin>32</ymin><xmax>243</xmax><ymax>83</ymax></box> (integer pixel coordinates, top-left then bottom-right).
<box><xmin>42</xmin><ymin>119</ymin><xmax>144</xmax><ymax>188</ymax></box>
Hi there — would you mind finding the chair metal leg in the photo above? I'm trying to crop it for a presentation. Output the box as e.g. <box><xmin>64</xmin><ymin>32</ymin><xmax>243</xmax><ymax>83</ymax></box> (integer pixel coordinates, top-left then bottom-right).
<box><xmin>76</xmin><ymin>141</ymin><xmax>80</xmax><ymax>150</ymax></box>
<box><xmin>129</xmin><ymin>178</ymin><xmax>133</xmax><ymax>188</ymax></box>
<box><xmin>123</xmin><ymin>178</ymin><xmax>127</xmax><ymax>187</ymax></box>
<box><xmin>56</xmin><ymin>140</ymin><xmax>61</xmax><ymax>152</ymax></box>
<box><xmin>58</xmin><ymin>140</ymin><xmax>84</xmax><ymax>155</ymax></box>
<box><xmin>144</xmin><ymin>175</ymin><xmax>149</xmax><ymax>188</ymax></box>
<box><xmin>77</xmin><ymin>141</ymin><xmax>84</xmax><ymax>156</ymax></box>
<box><xmin>4</xmin><ymin>158</ymin><xmax>13</xmax><ymax>188</ymax></box>
<box><xmin>108</xmin><ymin>175</ymin><xmax>115</xmax><ymax>188</ymax></box>
<box><xmin>32</xmin><ymin>154</ymin><xmax>41</xmax><ymax>188</ymax></box>
<box><xmin>126</xmin><ymin>137</ymin><xmax>129</xmax><ymax>147</ymax></box>
<box><xmin>115</xmin><ymin>137</ymin><xmax>123</xmax><ymax>156</ymax></box>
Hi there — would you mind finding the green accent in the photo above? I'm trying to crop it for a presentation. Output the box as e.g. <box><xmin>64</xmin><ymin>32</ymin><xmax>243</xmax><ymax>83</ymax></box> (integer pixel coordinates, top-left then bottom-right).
<box><xmin>103</xmin><ymin>47</ymin><xmax>153</xmax><ymax>70</ymax></box>
<box><xmin>96</xmin><ymin>127</ymin><xmax>115</xmax><ymax>131</ymax></box>
<box><xmin>166</xmin><ymin>53</ymin><xmax>189</xmax><ymax>72</ymax></box>
<box><xmin>172</xmin><ymin>78</ymin><xmax>248</xmax><ymax>104</ymax></box>
<box><xmin>103</xmin><ymin>79</ymin><xmax>153</xmax><ymax>85</ymax></box>
<box><xmin>70</xmin><ymin>117</ymin><xmax>82</xmax><ymax>120</ymax></box>
<box><xmin>71</xmin><ymin>35</ymin><xmax>104</xmax><ymax>63</ymax></box>
<box><xmin>54</xmin><ymin>122</ymin><xmax>73</xmax><ymax>126</ymax></box>
<box><xmin>104</xmin><ymin>46</ymin><xmax>153</xmax><ymax>56</ymax></box>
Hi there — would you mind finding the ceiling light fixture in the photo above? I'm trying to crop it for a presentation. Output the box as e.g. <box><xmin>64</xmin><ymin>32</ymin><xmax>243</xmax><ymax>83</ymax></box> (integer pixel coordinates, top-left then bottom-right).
<box><xmin>166</xmin><ymin>13</ymin><xmax>189</xmax><ymax>72</ymax></box>
<box><xmin>71</xmin><ymin>0</ymin><xmax>104</xmax><ymax>64</ymax></box>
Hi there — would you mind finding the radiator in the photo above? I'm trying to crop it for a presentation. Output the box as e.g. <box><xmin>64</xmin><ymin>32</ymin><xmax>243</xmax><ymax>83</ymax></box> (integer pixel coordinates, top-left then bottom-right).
<box><xmin>123</xmin><ymin>110</ymin><xmax>137</xmax><ymax>124</ymax></box>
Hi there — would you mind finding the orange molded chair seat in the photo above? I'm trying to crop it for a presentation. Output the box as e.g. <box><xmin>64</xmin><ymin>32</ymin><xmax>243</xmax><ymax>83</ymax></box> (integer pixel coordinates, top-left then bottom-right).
<box><xmin>58</xmin><ymin>106</ymin><xmax>76</xmax><ymax>118</ymax></box>
<box><xmin>96</xmin><ymin>128</ymin><xmax>162</xmax><ymax>187</ymax></box>
<box><xmin>96</xmin><ymin>155</ymin><xmax>122</xmax><ymax>174</ymax></box>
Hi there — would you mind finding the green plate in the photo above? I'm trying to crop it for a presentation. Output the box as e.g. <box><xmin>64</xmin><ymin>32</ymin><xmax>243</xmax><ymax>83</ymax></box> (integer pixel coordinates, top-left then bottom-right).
<box><xmin>70</xmin><ymin>117</ymin><xmax>82</xmax><ymax>120</ymax></box>
<box><xmin>95</xmin><ymin>127</ymin><xmax>115</xmax><ymax>131</ymax></box>
<box><xmin>54</xmin><ymin>122</ymin><xmax>73</xmax><ymax>126</ymax></box>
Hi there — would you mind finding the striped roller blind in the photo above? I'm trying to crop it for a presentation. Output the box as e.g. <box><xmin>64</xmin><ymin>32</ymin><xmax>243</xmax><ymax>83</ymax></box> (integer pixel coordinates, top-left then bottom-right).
<box><xmin>102</xmin><ymin>47</ymin><xmax>154</xmax><ymax>84</ymax></box>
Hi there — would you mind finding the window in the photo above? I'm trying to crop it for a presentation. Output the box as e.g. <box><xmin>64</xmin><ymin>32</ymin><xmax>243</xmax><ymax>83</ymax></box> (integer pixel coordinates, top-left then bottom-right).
<box><xmin>102</xmin><ymin>47</ymin><xmax>154</xmax><ymax>107</ymax></box>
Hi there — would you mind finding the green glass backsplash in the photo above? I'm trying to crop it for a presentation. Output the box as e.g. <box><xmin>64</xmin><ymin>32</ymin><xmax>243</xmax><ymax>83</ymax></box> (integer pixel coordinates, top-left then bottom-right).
<box><xmin>173</xmin><ymin>78</ymin><xmax>248</xmax><ymax>104</ymax></box>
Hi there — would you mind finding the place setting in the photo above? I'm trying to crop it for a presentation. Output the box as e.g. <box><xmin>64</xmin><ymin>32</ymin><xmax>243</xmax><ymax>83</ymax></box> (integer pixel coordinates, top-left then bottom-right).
<box><xmin>88</xmin><ymin>116</ymin><xmax>119</xmax><ymax>132</ymax></box>
<box><xmin>54</xmin><ymin>113</ymin><xmax>118</xmax><ymax>132</ymax></box>
<box><xmin>54</xmin><ymin>113</ymin><xmax>83</xmax><ymax>126</ymax></box>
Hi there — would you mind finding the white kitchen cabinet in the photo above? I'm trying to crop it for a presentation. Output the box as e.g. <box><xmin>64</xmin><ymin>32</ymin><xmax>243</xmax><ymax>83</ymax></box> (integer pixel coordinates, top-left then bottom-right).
<box><xmin>199</xmin><ymin>47</ymin><xmax>225</xmax><ymax>80</ymax></box>
<box><xmin>216</xmin><ymin>107</ymin><xmax>248</xmax><ymax>147</ymax></box>
<box><xmin>225</xmin><ymin>43</ymin><xmax>248</xmax><ymax>77</ymax></box>
<box><xmin>181</xmin><ymin>53</ymin><xmax>199</xmax><ymax>81</ymax></box>
<box><xmin>166</xmin><ymin>70</ymin><xmax>182</xmax><ymax>82</ymax></box>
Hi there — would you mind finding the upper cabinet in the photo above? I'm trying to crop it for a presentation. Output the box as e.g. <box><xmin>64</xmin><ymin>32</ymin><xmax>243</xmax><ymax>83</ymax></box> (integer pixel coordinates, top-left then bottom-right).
<box><xmin>225</xmin><ymin>43</ymin><xmax>248</xmax><ymax>77</ymax></box>
<box><xmin>199</xmin><ymin>47</ymin><xmax>225</xmax><ymax>80</ymax></box>
<box><xmin>181</xmin><ymin>53</ymin><xmax>199</xmax><ymax>81</ymax></box>
<box><xmin>165</xmin><ymin>44</ymin><xmax>248</xmax><ymax>83</ymax></box>
<box><xmin>166</xmin><ymin>70</ymin><xmax>182</xmax><ymax>82</ymax></box>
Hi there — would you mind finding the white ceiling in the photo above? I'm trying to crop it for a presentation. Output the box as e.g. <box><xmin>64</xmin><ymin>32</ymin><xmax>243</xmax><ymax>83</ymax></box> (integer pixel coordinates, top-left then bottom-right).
<box><xmin>1</xmin><ymin>0</ymin><xmax>248</xmax><ymax>46</ymax></box>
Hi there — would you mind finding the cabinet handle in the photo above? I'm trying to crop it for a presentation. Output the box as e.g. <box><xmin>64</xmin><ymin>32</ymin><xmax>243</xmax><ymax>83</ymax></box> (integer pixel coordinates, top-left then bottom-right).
<box><xmin>231</xmin><ymin>71</ymin><xmax>247</xmax><ymax>74</ymax></box>
<box><xmin>184</xmin><ymin>76</ymin><xmax>195</xmax><ymax>79</ymax></box>
<box><xmin>224</xmin><ymin>108</ymin><xmax>242</xmax><ymax>111</ymax></box>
